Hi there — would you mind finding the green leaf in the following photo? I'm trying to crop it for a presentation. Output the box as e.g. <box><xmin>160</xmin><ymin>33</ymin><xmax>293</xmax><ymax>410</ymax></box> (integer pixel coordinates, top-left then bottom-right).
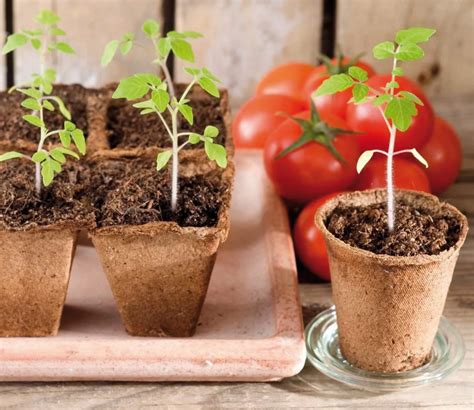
<box><xmin>59</xmin><ymin>130</ymin><xmax>71</xmax><ymax>147</ymax></box>
<box><xmin>157</xmin><ymin>38</ymin><xmax>171</xmax><ymax>58</ymax></box>
<box><xmin>204</xmin><ymin>125</ymin><xmax>219</xmax><ymax>138</ymax></box>
<box><xmin>21</xmin><ymin>98</ymin><xmax>41</xmax><ymax>111</ymax></box>
<box><xmin>151</xmin><ymin>89</ymin><xmax>170</xmax><ymax>112</ymax></box>
<box><xmin>385</xmin><ymin>97</ymin><xmax>417</xmax><ymax>131</ymax></box>
<box><xmin>23</xmin><ymin>28</ymin><xmax>43</xmax><ymax>36</ymax></box>
<box><xmin>120</xmin><ymin>40</ymin><xmax>133</xmax><ymax>56</ymax></box>
<box><xmin>204</xmin><ymin>141</ymin><xmax>227</xmax><ymax>168</ymax></box>
<box><xmin>385</xmin><ymin>81</ymin><xmax>399</xmax><ymax>89</ymax></box>
<box><xmin>198</xmin><ymin>77</ymin><xmax>219</xmax><ymax>97</ymax></box>
<box><xmin>372</xmin><ymin>94</ymin><xmax>392</xmax><ymax>107</ymax></box>
<box><xmin>18</xmin><ymin>88</ymin><xmax>42</xmax><ymax>99</ymax></box>
<box><xmin>36</xmin><ymin>10</ymin><xmax>60</xmax><ymax>25</ymax></box>
<box><xmin>182</xmin><ymin>31</ymin><xmax>203</xmax><ymax>39</ymax></box>
<box><xmin>170</xmin><ymin>38</ymin><xmax>194</xmax><ymax>62</ymax></box>
<box><xmin>101</xmin><ymin>40</ymin><xmax>119</xmax><ymax>67</ymax></box>
<box><xmin>372</xmin><ymin>41</ymin><xmax>395</xmax><ymax>60</ymax></box>
<box><xmin>41</xmin><ymin>159</ymin><xmax>55</xmax><ymax>186</ymax></box>
<box><xmin>142</xmin><ymin>19</ymin><xmax>160</xmax><ymax>38</ymax></box>
<box><xmin>32</xmin><ymin>151</ymin><xmax>47</xmax><ymax>163</ymax></box>
<box><xmin>314</xmin><ymin>73</ymin><xmax>353</xmax><ymax>97</ymax></box>
<box><xmin>44</xmin><ymin>68</ymin><xmax>56</xmax><ymax>83</ymax></box>
<box><xmin>185</xmin><ymin>67</ymin><xmax>200</xmax><ymax>76</ymax></box>
<box><xmin>51</xmin><ymin>27</ymin><xmax>66</xmax><ymax>36</ymax></box>
<box><xmin>23</xmin><ymin>114</ymin><xmax>44</xmax><ymax>128</ymax></box>
<box><xmin>398</xmin><ymin>90</ymin><xmax>424</xmax><ymax>106</ymax></box>
<box><xmin>188</xmin><ymin>133</ymin><xmax>201</xmax><ymax>144</ymax></box>
<box><xmin>54</xmin><ymin>147</ymin><xmax>80</xmax><ymax>159</ymax></box>
<box><xmin>113</xmin><ymin>75</ymin><xmax>150</xmax><ymax>100</ymax></box>
<box><xmin>140</xmin><ymin>108</ymin><xmax>154</xmax><ymax>115</ymax></box>
<box><xmin>395</xmin><ymin>27</ymin><xmax>436</xmax><ymax>45</ymax></box>
<box><xmin>356</xmin><ymin>150</ymin><xmax>376</xmax><ymax>173</ymax></box>
<box><xmin>202</xmin><ymin>67</ymin><xmax>221</xmax><ymax>82</ymax></box>
<box><xmin>410</xmin><ymin>148</ymin><xmax>429</xmax><ymax>168</ymax></box>
<box><xmin>64</xmin><ymin>121</ymin><xmax>76</xmax><ymax>131</ymax></box>
<box><xmin>392</xmin><ymin>67</ymin><xmax>404</xmax><ymax>76</ymax></box>
<box><xmin>31</xmin><ymin>38</ymin><xmax>41</xmax><ymax>50</ymax></box>
<box><xmin>134</xmin><ymin>73</ymin><xmax>162</xmax><ymax>86</ymax></box>
<box><xmin>42</xmin><ymin>100</ymin><xmax>54</xmax><ymax>111</ymax></box>
<box><xmin>0</xmin><ymin>151</ymin><xmax>23</xmax><ymax>162</ymax></box>
<box><xmin>71</xmin><ymin>129</ymin><xmax>86</xmax><ymax>155</ymax></box>
<box><xmin>50</xmin><ymin>96</ymin><xmax>71</xmax><ymax>119</ymax></box>
<box><xmin>156</xmin><ymin>150</ymin><xmax>172</xmax><ymax>171</ymax></box>
<box><xmin>348</xmin><ymin>66</ymin><xmax>368</xmax><ymax>82</ymax></box>
<box><xmin>352</xmin><ymin>83</ymin><xmax>369</xmax><ymax>102</ymax></box>
<box><xmin>50</xmin><ymin>148</ymin><xmax>66</xmax><ymax>164</ymax></box>
<box><xmin>396</xmin><ymin>43</ymin><xmax>424</xmax><ymax>61</ymax></box>
<box><xmin>133</xmin><ymin>100</ymin><xmax>154</xmax><ymax>109</ymax></box>
<box><xmin>2</xmin><ymin>33</ymin><xmax>28</xmax><ymax>54</ymax></box>
<box><xmin>56</xmin><ymin>42</ymin><xmax>75</xmax><ymax>54</ymax></box>
<box><xmin>178</xmin><ymin>103</ymin><xmax>193</xmax><ymax>125</ymax></box>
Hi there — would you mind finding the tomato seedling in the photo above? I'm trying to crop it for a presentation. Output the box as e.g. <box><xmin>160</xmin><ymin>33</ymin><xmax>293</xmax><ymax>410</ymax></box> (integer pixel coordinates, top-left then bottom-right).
<box><xmin>315</xmin><ymin>27</ymin><xmax>435</xmax><ymax>231</ymax></box>
<box><xmin>0</xmin><ymin>10</ymin><xmax>86</xmax><ymax>195</ymax></box>
<box><xmin>102</xmin><ymin>20</ymin><xmax>227</xmax><ymax>212</ymax></box>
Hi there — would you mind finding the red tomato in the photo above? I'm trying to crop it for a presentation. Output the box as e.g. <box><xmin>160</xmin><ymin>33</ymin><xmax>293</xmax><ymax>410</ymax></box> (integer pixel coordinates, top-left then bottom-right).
<box><xmin>301</xmin><ymin>57</ymin><xmax>376</xmax><ymax>118</ymax></box>
<box><xmin>354</xmin><ymin>155</ymin><xmax>431</xmax><ymax>193</ymax></box>
<box><xmin>264</xmin><ymin>111</ymin><xmax>360</xmax><ymax>204</ymax></box>
<box><xmin>294</xmin><ymin>192</ymin><xmax>343</xmax><ymax>281</ymax></box>
<box><xmin>347</xmin><ymin>75</ymin><xmax>434</xmax><ymax>151</ymax></box>
<box><xmin>255</xmin><ymin>62</ymin><xmax>314</xmax><ymax>101</ymax></box>
<box><xmin>417</xmin><ymin>117</ymin><xmax>462</xmax><ymax>194</ymax></box>
<box><xmin>232</xmin><ymin>94</ymin><xmax>306</xmax><ymax>149</ymax></box>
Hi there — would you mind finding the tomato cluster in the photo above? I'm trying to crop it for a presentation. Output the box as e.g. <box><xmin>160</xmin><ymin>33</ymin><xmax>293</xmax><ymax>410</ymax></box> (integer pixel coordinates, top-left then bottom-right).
<box><xmin>233</xmin><ymin>58</ymin><xmax>462</xmax><ymax>281</ymax></box>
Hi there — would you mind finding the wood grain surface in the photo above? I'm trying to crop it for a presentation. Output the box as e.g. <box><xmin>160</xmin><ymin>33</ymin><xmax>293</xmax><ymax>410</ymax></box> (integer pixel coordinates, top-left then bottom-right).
<box><xmin>0</xmin><ymin>97</ymin><xmax>473</xmax><ymax>408</ymax></box>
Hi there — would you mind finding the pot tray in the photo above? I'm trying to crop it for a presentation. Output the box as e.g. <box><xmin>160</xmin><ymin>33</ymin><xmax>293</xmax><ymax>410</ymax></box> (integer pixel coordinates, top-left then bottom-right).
<box><xmin>0</xmin><ymin>151</ymin><xmax>306</xmax><ymax>382</ymax></box>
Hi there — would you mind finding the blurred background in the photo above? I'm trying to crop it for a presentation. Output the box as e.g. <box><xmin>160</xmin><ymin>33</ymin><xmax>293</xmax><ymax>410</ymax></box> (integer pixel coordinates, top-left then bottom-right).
<box><xmin>4</xmin><ymin>0</ymin><xmax>473</xmax><ymax>108</ymax></box>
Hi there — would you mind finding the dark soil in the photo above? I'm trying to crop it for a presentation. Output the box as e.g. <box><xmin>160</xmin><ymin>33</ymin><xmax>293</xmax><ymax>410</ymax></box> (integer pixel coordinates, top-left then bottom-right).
<box><xmin>326</xmin><ymin>202</ymin><xmax>462</xmax><ymax>256</ymax></box>
<box><xmin>0</xmin><ymin>160</ymin><xmax>94</xmax><ymax>229</ymax></box>
<box><xmin>0</xmin><ymin>84</ymin><xmax>89</xmax><ymax>147</ymax></box>
<box><xmin>107</xmin><ymin>85</ymin><xmax>226</xmax><ymax>150</ymax></box>
<box><xmin>88</xmin><ymin>158</ymin><xmax>229</xmax><ymax>228</ymax></box>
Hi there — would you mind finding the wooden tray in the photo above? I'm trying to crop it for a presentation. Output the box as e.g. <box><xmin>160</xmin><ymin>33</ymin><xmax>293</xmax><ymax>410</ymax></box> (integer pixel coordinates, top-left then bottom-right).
<box><xmin>0</xmin><ymin>151</ymin><xmax>305</xmax><ymax>382</ymax></box>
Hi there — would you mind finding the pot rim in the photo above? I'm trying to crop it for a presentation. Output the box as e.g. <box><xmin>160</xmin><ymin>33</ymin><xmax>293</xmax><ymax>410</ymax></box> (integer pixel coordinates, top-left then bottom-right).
<box><xmin>315</xmin><ymin>188</ymin><xmax>469</xmax><ymax>265</ymax></box>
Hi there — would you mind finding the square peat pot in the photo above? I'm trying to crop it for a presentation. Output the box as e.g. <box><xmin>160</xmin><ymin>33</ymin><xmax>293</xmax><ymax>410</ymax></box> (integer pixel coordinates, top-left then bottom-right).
<box><xmin>0</xmin><ymin>151</ymin><xmax>306</xmax><ymax>382</ymax></box>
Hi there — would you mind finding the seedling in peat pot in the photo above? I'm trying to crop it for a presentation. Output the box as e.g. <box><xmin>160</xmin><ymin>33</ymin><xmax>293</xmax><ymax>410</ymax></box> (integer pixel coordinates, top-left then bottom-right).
<box><xmin>315</xmin><ymin>27</ymin><xmax>435</xmax><ymax>231</ymax></box>
<box><xmin>102</xmin><ymin>20</ymin><xmax>227</xmax><ymax>212</ymax></box>
<box><xmin>0</xmin><ymin>10</ymin><xmax>86</xmax><ymax>195</ymax></box>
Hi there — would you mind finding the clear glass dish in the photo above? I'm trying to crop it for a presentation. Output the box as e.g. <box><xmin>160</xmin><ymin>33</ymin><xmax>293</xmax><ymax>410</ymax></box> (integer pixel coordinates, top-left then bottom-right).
<box><xmin>305</xmin><ymin>306</ymin><xmax>465</xmax><ymax>392</ymax></box>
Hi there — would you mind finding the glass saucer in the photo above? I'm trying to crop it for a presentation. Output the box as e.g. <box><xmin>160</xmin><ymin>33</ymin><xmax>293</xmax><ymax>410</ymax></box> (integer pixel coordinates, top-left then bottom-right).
<box><xmin>305</xmin><ymin>306</ymin><xmax>465</xmax><ymax>392</ymax></box>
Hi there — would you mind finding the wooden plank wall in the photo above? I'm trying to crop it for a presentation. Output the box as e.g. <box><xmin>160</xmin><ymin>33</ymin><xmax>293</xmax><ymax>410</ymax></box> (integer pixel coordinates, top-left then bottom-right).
<box><xmin>2</xmin><ymin>0</ymin><xmax>474</xmax><ymax>106</ymax></box>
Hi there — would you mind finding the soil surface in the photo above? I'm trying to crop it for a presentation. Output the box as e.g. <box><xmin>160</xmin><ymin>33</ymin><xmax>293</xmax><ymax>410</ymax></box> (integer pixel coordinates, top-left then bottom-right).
<box><xmin>88</xmin><ymin>158</ymin><xmax>229</xmax><ymax>228</ymax></box>
<box><xmin>107</xmin><ymin>84</ymin><xmax>226</xmax><ymax>149</ymax></box>
<box><xmin>0</xmin><ymin>84</ymin><xmax>89</xmax><ymax>147</ymax></box>
<box><xmin>326</xmin><ymin>201</ymin><xmax>462</xmax><ymax>256</ymax></box>
<box><xmin>0</xmin><ymin>160</ymin><xmax>94</xmax><ymax>229</ymax></box>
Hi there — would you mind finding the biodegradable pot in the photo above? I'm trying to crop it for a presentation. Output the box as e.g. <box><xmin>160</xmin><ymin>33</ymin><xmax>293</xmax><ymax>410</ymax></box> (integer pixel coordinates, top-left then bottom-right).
<box><xmin>316</xmin><ymin>189</ymin><xmax>468</xmax><ymax>373</ymax></box>
<box><xmin>90</xmin><ymin>166</ymin><xmax>233</xmax><ymax>337</ymax></box>
<box><xmin>0</xmin><ymin>227</ymin><xmax>78</xmax><ymax>336</ymax></box>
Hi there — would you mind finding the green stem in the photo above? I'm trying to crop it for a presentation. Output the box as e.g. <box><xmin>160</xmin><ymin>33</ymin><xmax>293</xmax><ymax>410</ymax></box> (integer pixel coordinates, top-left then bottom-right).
<box><xmin>171</xmin><ymin>109</ymin><xmax>179</xmax><ymax>212</ymax></box>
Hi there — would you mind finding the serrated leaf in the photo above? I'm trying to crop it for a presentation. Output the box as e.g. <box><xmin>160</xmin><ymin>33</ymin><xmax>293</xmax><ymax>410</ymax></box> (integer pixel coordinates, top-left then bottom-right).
<box><xmin>357</xmin><ymin>150</ymin><xmax>376</xmax><ymax>173</ymax></box>
<box><xmin>134</xmin><ymin>73</ymin><xmax>162</xmax><ymax>86</ymax></box>
<box><xmin>188</xmin><ymin>133</ymin><xmax>201</xmax><ymax>144</ymax></box>
<box><xmin>352</xmin><ymin>83</ymin><xmax>369</xmax><ymax>102</ymax></box>
<box><xmin>56</xmin><ymin>42</ymin><xmax>75</xmax><ymax>54</ymax></box>
<box><xmin>385</xmin><ymin>97</ymin><xmax>417</xmax><ymax>131</ymax></box>
<box><xmin>151</xmin><ymin>89</ymin><xmax>170</xmax><ymax>113</ymax></box>
<box><xmin>396</xmin><ymin>43</ymin><xmax>424</xmax><ymax>61</ymax></box>
<box><xmin>71</xmin><ymin>129</ymin><xmax>86</xmax><ymax>155</ymax></box>
<box><xmin>170</xmin><ymin>38</ymin><xmax>194</xmax><ymax>62</ymax></box>
<box><xmin>113</xmin><ymin>75</ymin><xmax>150</xmax><ymax>100</ymax></box>
<box><xmin>204</xmin><ymin>125</ymin><xmax>219</xmax><ymax>138</ymax></box>
<box><xmin>348</xmin><ymin>66</ymin><xmax>368</xmax><ymax>82</ymax></box>
<box><xmin>392</xmin><ymin>67</ymin><xmax>404</xmax><ymax>76</ymax></box>
<box><xmin>156</xmin><ymin>151</ymin><xmax>172</xmax><ymax>171</ymax></box>
<box><xmin>204</xmin><ymin>141</ymin><xmax>227</xmax><ymax>168</ymax></box>
<box><xmin>178</xmin><ymin>103</ymin><xmax>193</xmax><ymax>125</ymax></box>
<box><xmin>59</xmin><ymin>130</ymin><xmax>71</xmax><ymax>147</ymax></box>
<box><xmin>31</xmin><ymin>38</ymin><xmax>41</xmax><ymax>50</ymax></box>
<box><xmin>385</xmin><ymin>81</ymin><xmax>399</xmax><ymax>89</ymax></box>
<box><xmin>18</xmin><ymin>88</ymin><xmax>42</xmax><ymax>99</ymax></box>
<box><xmin>23</xmin><ymin>114</ymin><xmax>44</xmax><ymax>128</ymax></box>
<box><xmin>21</xmin><ymin>98</ymin><xmax>41</xmax><ymax>111</ymax></box>
<box><xmin>372</xmin><ymin>94</ymin><xmax>392</xmax><ymax>107</ymax></box>
<box><xmin>398</xmin><ymin>90</ymin><xmax>424</xmax><ymax>106</ymax></box>
<box><xmin>120</xmin><ymin>40</ymin><xmax>133</xmax><ymax>55</ymax></box>
<box><xmin>36</xmin><ymin>10</ymin><xmax>60</xmax><ymax>25</ymax></box>
<box><xmin>314</xmin><ymin>73</ymin><xmax>353</xmax><ymax>97</ymax></box>
<box><xmin>198</xmin><ymin>77</ymin><xmax>219</xmax><ymax>97</ymax></box>
<box><xmin>32</xmin><ymin>151</ymin><xmax>47</xmax><ymax>163</ymax></box>
<box><xmin>372</xmin><ymin>41</ymin><xmax>395</xmax><ymax>60</ymax></box>
<box><xmin>396</xmin><ymin>27</ymin><xmax>436</xmax><ymax>45</ymax></box>
<box><xmin>142</xmin><ymin>19</ymin><xmax>160</xmax><ymax>38</ymax></box>
<box><xmin>2</xmin><ymin>33</ymin><xmax>28</xmax><ymax>54</ymax></box>
<box><xmin>43</xmin><ymin>100</ymin><xmax>54</xmax><ymax>111</ymax></box>
<box><xmin>101</xmin><ymin>40</ymin><xmax>119</xmax><ymax>67</ymax></box>
<box><xmin>157</xmin><ymin>38</ymin><xmax>171</xmax><ymax>58</ymax></box>
<box><xmin>410</xmin><ymin>148</ymin><xmax>429</xmax><ymax>168</ymax></box>
<box><xmin>0</xmin><ymin>151</ymin><xmax>23</xmax><ymax>162</ymax></box>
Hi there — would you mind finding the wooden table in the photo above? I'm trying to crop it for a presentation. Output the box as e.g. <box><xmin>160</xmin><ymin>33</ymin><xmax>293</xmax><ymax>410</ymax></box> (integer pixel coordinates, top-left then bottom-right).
<box><xmin>1</xmin><ymin>97</ymin><xmax>473</xmax><ymax>408</ymax></box>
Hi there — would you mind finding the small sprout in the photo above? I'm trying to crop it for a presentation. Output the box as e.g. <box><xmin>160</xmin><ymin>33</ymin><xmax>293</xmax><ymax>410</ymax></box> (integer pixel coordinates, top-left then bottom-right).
<box><xmin>102</xmin><ymin>25</ymin><xmax>227</xmax><ymax>212</ymax></box>
<box><xmin>1</xmin><ymin>9</ymin><xmax>85</xmax><ymax>193</ymax></box>
<box><xmin>315</xmin><ymin>26</ymin><xmax>436</xmax><ymax>232</ymax></box>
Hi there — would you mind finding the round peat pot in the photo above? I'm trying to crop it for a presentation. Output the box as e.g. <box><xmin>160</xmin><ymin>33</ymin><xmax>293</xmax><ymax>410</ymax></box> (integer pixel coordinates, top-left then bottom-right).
<box><xmin>316</xmin><ymin>189</ymin><xmax>468</xmax><ymax>373</ymax></box>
